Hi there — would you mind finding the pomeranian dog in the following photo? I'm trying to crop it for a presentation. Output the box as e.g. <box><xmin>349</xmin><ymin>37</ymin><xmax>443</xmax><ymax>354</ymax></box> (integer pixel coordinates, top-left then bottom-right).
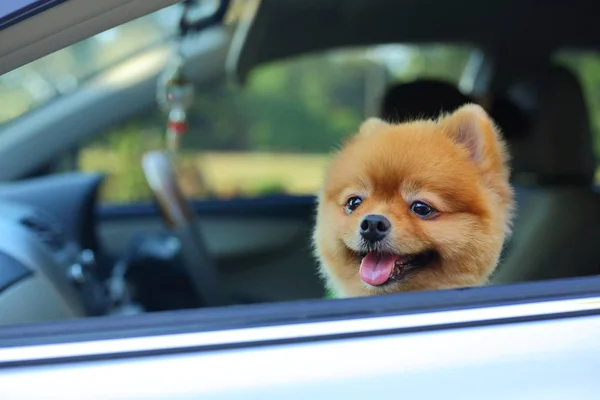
<box><xmin>313</xmin><ymin>104</ymin><xmax>514</xmax><ymax>298</ymax></box>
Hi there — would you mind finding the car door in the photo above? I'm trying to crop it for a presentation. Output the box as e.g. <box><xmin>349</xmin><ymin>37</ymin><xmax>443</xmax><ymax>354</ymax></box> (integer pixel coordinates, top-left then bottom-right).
<box><xmin>1</xmin><ymin>275</ymin><xmax>600</xmax><ymax>399</ymax></box>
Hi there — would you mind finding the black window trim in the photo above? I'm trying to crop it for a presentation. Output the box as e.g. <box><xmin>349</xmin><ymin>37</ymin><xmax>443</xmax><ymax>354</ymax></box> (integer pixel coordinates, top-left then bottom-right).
<box><xmin>0</xmin><ymin>0</ymin><xmax>68</xmax><ymax>31</ymax></box>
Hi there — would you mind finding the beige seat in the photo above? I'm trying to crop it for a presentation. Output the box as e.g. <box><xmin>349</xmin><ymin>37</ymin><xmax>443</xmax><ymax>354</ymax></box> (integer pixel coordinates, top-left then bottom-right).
<box><xmin>492</xmin><ymin>65</ymin><xmax>600</xmax><ymax>284</ymax></box>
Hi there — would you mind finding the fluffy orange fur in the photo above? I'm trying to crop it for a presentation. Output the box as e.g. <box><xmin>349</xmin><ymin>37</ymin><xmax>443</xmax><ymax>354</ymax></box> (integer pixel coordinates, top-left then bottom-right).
<box><xmin>313</xmin><ymin>104</ymin><xmax>514</xmax><ymax>298</ymax></box>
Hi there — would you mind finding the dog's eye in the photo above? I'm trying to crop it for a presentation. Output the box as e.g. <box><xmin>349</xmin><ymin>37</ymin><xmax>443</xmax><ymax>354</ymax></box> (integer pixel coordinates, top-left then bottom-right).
<box><xmin>344</xmin><ymin>196</ymin><xmax>363</xmax><ymax>214</ymax></box>
<box><xmin>410</xmin><ymin>201</ymin><xmax>436</xmax><ymax>218</ymax></box>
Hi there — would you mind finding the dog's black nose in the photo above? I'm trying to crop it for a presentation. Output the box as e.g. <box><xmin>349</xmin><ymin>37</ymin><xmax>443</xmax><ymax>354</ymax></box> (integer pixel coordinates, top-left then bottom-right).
<box><xmin>360</xmin><ymin>214</ymin><xmax>391</xmax><ymax>242</ymax></box>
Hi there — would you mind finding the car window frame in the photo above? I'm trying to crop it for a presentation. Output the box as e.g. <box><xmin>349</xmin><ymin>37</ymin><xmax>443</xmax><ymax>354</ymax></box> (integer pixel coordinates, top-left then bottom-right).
<box><xmin>2</xmin><ymin>302</ymin><xmax>598</xmax><ymax>399</ymax></box>
<box><xmin>1</xmin><ymin>274</ymin><xmax>600</xmax><ymax>359</ymax></box>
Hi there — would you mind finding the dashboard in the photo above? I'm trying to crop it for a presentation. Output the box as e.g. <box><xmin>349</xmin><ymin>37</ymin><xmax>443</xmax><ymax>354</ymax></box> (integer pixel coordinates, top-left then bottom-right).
<box><xmin>0</xmin><ymin>172</ymin><xmax>109</xmax><ymax>325</ymax></box>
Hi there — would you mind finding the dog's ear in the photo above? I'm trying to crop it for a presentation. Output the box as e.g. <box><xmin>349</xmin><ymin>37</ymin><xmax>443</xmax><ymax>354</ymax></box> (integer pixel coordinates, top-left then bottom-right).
<box><xmin>358</xmin><ymin>117</ymin><xmax>390</xmax><ymax>137</ymax></box>
<box><xmin>439</xmin><ymin>103</ymin><xmax>500</xmax><ymax>164</ymax></box>
<box><xmin>439</xmin><ymin>104</ymin><xmax>514</xmax><ymax>236</ymax></box>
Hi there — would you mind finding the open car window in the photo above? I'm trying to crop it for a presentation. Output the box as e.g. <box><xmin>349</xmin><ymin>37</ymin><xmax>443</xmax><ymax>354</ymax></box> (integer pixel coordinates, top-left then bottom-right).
<box><xmin>0</xmin><ymin>0</ymin><xmax>599</xmax><ymax>311</ymax></box>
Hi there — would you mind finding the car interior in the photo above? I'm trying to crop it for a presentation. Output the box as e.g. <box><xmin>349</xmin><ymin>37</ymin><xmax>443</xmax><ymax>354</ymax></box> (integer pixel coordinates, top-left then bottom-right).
<box><xmin>0</xmin><ymin>0</ymin><xmax>600</xmax><ymax>326</ymax></box>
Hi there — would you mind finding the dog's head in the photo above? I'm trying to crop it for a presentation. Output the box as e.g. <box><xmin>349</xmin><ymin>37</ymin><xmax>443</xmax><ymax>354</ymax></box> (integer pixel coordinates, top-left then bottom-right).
<box><xmin>313</xmin><ymin>104</ymin><xmax>514</xmax><ymax>297</ymax></box>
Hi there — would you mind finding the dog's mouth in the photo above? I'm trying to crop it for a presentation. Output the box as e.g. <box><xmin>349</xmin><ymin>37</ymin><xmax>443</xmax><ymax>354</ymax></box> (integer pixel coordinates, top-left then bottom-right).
<box><xmin>357</xmin><ymin>250</ymin><xmax>437</xmax><ymax>286</ymax></box>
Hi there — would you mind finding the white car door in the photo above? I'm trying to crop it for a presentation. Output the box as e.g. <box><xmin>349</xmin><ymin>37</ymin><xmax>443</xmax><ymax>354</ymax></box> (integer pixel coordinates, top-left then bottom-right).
<box><xmin>0</xmin><ymin>276</ymin><xmax>599</xmax><ymax>399</ymax></box>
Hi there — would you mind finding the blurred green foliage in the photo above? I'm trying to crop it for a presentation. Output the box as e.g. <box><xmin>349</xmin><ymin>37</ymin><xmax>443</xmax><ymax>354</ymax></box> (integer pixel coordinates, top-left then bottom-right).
<box><xmin>78</xmin><ymin>45</ymin><xmax>600</xmax><ymax>203</ymax></box>
<box><xmin>556</xmin><ymin>51</ymin><xmax>600</xmax><ymax>158</ymax></box>
<box><xmin>82</xmin><ymin>45</ymin><xmax>474</xmax><ymax>203</ymax></box>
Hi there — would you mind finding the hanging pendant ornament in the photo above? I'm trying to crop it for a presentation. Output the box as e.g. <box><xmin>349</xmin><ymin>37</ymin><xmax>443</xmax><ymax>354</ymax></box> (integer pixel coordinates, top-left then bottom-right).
<box><xmin>156</xmin><ymin>53</ymin><xmax>195</xmax><ymax>154</ymax></box>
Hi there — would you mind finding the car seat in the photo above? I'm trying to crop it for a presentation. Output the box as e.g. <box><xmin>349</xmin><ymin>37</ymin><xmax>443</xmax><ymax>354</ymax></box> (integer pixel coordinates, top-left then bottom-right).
<box><xmin>379</xmin><ymin>79</ymin><xmax>473</xmax><ymax>123</ymax></box>
<box><xmin>492</xmin><ymin>64</ymin><xmax>600</xmax><ymax>283</ymax></box>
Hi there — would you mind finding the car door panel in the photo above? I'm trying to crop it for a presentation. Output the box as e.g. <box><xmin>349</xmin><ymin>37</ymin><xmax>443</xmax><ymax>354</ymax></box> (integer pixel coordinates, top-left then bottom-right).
<box><xmin>96</xmin><ymin>195</ymin><xmax>324</xmax><ymax>302</ymax></box>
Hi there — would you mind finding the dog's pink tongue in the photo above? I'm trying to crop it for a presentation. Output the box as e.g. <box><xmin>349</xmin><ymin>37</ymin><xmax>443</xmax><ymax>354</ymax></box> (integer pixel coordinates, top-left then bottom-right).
<box><xmin>359</xmin><ymin>252</ymin><xmax>398</xmax><ymax>286</ymax></box>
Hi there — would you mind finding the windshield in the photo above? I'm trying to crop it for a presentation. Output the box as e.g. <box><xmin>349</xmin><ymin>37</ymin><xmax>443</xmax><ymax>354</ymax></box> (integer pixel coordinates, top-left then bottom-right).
<box><xmin>0</xmin><ymin>4</ymin><xmax>181</xmax><ymax>126</ymax></box>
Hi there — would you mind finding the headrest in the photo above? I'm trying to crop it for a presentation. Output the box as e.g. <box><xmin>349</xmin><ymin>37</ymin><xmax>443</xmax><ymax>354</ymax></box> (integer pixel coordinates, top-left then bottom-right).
<box><xmin>378</xmin><ymin>78</ymin><xmax>526</xmax><ymax>149</ymax></box>
<box><xmin>379</xmin><ymin>79</ymin><xmax>473</xmax><ymax>122</ymax></box>
<box><xmin>489</xmin><ymin>94</ymin><xmax>530</xmax><ymax>142</ymax></box>
<box><xmin>509</xmin><ymin>64</ymin><xmax>596</xmax><ymax>184</ymax></box>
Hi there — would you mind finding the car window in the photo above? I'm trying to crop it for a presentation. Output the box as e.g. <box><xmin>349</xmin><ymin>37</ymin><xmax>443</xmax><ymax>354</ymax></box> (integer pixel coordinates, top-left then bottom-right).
<box><xmin>71</xmin><ymin>44</ymin><xmax>475</xmax><ymax>204</ymax></box>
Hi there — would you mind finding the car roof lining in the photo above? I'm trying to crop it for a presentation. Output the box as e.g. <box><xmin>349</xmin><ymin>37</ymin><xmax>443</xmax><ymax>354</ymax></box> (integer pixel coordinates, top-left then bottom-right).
<box><xmin>229</xmin><ymin>0</ymin><xmax>600</xmax><ymax>83</ymax></box>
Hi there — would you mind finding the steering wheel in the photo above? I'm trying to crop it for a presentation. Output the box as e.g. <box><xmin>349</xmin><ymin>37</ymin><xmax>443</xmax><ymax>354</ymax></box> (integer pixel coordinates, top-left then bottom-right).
<box><xmin>141</xmin><ymin>150</ymin><xmax>225</xmax><ymax>307</ymax></box>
